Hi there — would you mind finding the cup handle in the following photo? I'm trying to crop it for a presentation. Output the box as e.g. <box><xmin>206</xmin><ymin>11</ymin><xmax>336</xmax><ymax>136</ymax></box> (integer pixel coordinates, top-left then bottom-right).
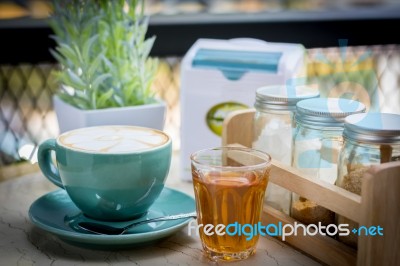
<box><xmin>37</xmin><ymin>139</ymin><xmax>64</xmax><ymax>188</ymax></box>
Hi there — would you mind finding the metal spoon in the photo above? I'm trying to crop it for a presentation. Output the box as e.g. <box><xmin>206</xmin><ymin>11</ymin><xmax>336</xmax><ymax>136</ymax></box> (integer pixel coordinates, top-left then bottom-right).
<box><xmin>77</xmin><ymin>212</ymin><xmax>197</xmax><ymax>235</ymax></box>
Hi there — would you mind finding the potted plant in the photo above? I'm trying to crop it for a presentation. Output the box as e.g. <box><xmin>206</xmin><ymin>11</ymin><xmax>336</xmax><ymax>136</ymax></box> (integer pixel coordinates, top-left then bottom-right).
<box><xmin>49</xmin><ymin>0</ymin><xmax>165</xmax><ymax>132</ymax></box>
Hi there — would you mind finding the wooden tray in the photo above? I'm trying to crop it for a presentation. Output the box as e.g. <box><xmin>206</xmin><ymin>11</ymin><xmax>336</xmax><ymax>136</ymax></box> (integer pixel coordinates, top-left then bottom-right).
<box><xmin>222</xmin><ymin>109</ymin><xmax>400</xmax><ymax>266</ymax></box>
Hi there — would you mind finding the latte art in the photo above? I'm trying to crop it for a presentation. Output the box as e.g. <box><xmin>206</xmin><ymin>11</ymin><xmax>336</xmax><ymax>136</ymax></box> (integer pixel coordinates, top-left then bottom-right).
<box><xmin>58</xmin><ymin>126</ymin><xmax>169</xmax><ymax>153</ymax></box>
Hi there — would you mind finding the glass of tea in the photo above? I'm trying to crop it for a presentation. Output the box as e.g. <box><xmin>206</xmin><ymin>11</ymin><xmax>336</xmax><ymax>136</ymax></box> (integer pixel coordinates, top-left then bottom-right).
<box><xmin>190</xmin><ymin>146</ymin><xmax>271</xmax><ymax>261</ymax></box>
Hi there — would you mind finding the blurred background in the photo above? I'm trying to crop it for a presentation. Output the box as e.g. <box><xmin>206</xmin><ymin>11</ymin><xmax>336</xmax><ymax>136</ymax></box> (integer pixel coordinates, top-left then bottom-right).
<box><xmin>1</xmin><ymin>0</ymin><xmax>400</xmax><ymax>178</ymax></box>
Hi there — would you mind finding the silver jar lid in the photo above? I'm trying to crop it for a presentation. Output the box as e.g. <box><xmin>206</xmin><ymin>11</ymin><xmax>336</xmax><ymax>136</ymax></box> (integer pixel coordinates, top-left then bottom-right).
<box><xmin>254</xmin><ymin>85</ymin><xmax>319</xmax><ymax>111</ymax></box>
<box><xmin>296</xmin><ymin>98</ymin><xmax>366</xmax><ymax>127</ymax></box>
<box><xmin>344</xmin><ymin>113</ymin><xmax>400</xmax><ymax>144</ymax></box>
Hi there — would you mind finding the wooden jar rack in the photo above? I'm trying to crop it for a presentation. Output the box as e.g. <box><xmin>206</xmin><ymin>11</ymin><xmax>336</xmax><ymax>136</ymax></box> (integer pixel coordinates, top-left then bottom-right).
<box><xmin>222</xmin><ymin>109</ymin><xmax>400</xmax><ymax>266</ymax></box>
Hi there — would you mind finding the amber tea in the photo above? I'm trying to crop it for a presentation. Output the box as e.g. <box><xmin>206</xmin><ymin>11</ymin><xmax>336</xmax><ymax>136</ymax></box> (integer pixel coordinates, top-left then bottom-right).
<box><xmin>191</xmin><ymin>147</ymin><xmax>271</xmax><ymax>261</ymax></box>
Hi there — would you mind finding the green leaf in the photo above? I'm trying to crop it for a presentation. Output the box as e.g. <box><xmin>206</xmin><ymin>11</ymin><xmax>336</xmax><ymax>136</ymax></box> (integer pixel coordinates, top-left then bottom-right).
<box><xmin>91</xmin><ymin>73</ymin><xmax>112</xmax><ymax>92</ymax></box>
<box><xmin>97</xmin><ymin>88</ymin><xmax>114</xmax><ymax>108</ymax></box>
<box><xmin>82</xmin><ymin>35</ymin><xmax>99</xmax><ymax>63</ymax></box>
<box><xmin>59</xmin><ymin>93</ymin><xmax>89</xmax><ymax>110</ymax></box>
<box><xmin>75</xmin><ymin>90</ymin><xmax>89</xmax><ymax>101</ymax></box>
<box><xmin>66</xmin><ymin>69</ymin><xmax>86</xmax><ymax>89</ymax></box>
<box><xmin>65</xmin><ymin>21</ymin><xmax>79</xmax><ymax>41</ymax></box>
<box><xmin>73</xmin><ymin>44</ymin><xmax>84</xmax><ymax>65</ymax></box>
<box><xmin>49</xmin><ymin>35</ymin><xmax>63</xmax><ymax>46</ymax></box>
<box><xmin>57</xmin><ymin>43</ymin><xmax>78</xmax><ymax>63</ymax></box>
<box><xmin>86</xmin><ymin>52</ymin><xmax>104</xmax><ymax>79</ymax></box>
<box><xmin>113</xmin><ymin>94</ymin><xmax>124</xmax><ymax>107</ymax></box>
<box><xmin>101</xmin><ymin>56</ymin><xmax>116</xmax><ymax>73</ymax></box>
<box><xmin>141</xmin><ymin>36</ymin><xmax>156</xmax><ymax>59</ymax></box>
<box><xmin>49</xmin><ymin>49</ymin><xmax>66</xmax><ymax>66</ymax></box>
<box><xmin>81</xmin><ymin>15</ymin><xmax>101</xmax><ymax>40</ymax></box>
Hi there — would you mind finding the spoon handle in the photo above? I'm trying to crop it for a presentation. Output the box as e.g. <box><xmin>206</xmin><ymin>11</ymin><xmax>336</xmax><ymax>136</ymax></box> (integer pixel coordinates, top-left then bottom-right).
<box><xmin>124</xmin><ymin>211</ymin><xmax>197</xmax><ymax>231</ymax></box>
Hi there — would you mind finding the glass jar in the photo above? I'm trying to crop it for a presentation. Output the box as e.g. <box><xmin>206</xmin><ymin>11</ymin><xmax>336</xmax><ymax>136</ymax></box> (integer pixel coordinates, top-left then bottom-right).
<box><xmin>336</xmin><ymin>113</ymin><xmax>400</xmax><ymax>248</ymax></box>
<box><xmin>252</xmin><ymin>85</ymin><xmax>319</xmax><ymax>214</ymax></box>
<box><xmin>291</xmin><ymin>98</ymin><xmax>366</xmax><ymax>226</ymax></box>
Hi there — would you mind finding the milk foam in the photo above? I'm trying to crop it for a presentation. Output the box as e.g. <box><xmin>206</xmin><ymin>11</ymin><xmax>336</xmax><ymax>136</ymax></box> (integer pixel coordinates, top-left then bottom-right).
<box><xmin>58</xmin><ymin>126</ymin><xmax>169</xmax><ymax>153</ymax></box>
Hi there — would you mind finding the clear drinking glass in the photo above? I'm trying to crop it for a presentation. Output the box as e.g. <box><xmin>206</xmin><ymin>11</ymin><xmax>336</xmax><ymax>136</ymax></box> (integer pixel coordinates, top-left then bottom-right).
<box><xmin>190</xmin><ymin>147</ymin><xmax>271</xmax><ymax>261</ymax></box>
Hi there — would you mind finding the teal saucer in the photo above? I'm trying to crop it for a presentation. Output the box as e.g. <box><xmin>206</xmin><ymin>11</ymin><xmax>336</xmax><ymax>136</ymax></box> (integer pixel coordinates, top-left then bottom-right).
<box><xmin>29</xmin><ymin>188</ymin><xmax>196</xmax><ymax>249</ymax></box>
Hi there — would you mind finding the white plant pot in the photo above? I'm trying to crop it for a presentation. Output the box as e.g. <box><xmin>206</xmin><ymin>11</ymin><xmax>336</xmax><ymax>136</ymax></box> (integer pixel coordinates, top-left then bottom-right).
<box><xmin>53</xmin><ymin>95</ymin><xmax>166</xmax><ymax>133</ymax></box>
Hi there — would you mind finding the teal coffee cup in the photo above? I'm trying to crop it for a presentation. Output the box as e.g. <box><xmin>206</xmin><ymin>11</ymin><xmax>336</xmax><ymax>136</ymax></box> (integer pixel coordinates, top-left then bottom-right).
<box><xmin>37</xmin><ymin>125</ymin><xmax>172</xmax><ymax>221</ymax></box>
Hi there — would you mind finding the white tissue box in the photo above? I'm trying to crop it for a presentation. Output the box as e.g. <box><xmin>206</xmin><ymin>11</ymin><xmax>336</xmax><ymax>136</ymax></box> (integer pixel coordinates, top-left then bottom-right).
<box><xmin>180</xmin><ymin>38</ymin><xmax>305</xmax><ymax>180</ymax></box>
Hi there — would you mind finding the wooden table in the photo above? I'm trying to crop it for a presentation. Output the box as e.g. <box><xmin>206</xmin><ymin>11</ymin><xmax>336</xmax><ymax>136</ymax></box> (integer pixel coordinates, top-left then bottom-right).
<box><xmin>0</xmin><ymin>152</ymin><xmax>320</xmax><ymax>265</ymax></box>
